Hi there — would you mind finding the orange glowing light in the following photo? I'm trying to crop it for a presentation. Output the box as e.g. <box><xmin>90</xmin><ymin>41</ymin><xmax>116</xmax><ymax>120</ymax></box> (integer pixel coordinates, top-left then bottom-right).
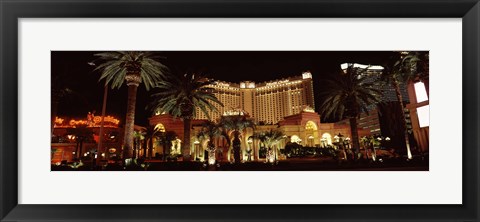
<box><xmin>93</xmin><ymin>116</ymin><xmax>120</xmax><ymax>125</ymax></box>
<box><xmin>54</xmin><ymin>117</ymin><xmax>64</xmax><ymax>125</ymax></box>
<box><xmin>69</xmin><ymin>119</ymin><xmax>88</xmax><ymax>126</ymax></box>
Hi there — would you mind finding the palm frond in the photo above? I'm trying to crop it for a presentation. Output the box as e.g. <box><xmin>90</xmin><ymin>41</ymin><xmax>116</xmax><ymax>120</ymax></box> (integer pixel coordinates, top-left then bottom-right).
<box><xmin>93</xmin><ymin>51</ymin><xmax>169</xmax><ymax>90</ymax></box>
<box><xmin>149</xmin><ymin>72</ymin><xmax>224</xmax><ymax>120</ymax></box>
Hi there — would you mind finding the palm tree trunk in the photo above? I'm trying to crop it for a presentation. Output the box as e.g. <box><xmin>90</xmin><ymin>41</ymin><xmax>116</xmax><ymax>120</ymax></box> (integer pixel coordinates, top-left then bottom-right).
<box><xmin>123</xmin><ymin>84</ymin><xmax>138</xmax><ymax>160</ymax></box>
<box><xmin>51</xmin><ymin>101</ymin><xmax>59</xmax><ymax>137</ymax></box>
<box><xmin>148</xmin><ymin>136</ymin><xmax>153</xmax><ymax>159</ymax></box>
<box><xmin>96</xmin><ymin>85</ymin><xmax>108</xmax><ymax>166</ymax></box>
<box><xmin>143</xmin><ymin>138</ymin><xmax>147</xmax><ymax>158</ymax></box>
<box><xmin>233</xmin><ymin>133</ymin><xmax>241</xmax><ymax>164</ymax></box>
<box><xmin>75</xmin><ymin>140</ymin><xmax>79</xmax><ymax>159</ymax></box>
<box><xmin>392</xmin><ymin>80</ymin><xmax>413</xmax><ymax>159</ymax></box>
<box><xmin>349</xmin><ymin>117</ymin><xmax>360</xmax><ymax>159</ymax></box>
<box><xmin>133</xmin><ymin>139</ymin><xmax>137</xmax><ymax>159</ymax></box>
<box><xmin>163</xmin><ymin>141</ymin><xmax>167</xmax><ymax>161</ymax></box>
<box><xmin>182</xmin><ymin>118</ymin><xmax>192</xmax><ymax>161</ymax></box>
<box><xmin>79</xmin><ymin>139</ymin><xmax>84</xmax><ymax>159</ymax></box>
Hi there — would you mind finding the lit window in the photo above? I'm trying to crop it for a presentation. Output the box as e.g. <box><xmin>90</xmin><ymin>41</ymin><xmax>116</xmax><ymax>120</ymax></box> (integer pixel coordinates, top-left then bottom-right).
<box><xmin>414</xmin><ymin>82</ymin><xmax>428</xmax><ymax>103</ymax></box>
<box><xmin>417</xmin><ymin>105</ymin><xmax>430</xmax><ymax>128</ymax></box>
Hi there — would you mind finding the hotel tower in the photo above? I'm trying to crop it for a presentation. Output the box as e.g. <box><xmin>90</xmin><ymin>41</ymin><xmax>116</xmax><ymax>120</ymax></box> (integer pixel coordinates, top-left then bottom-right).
<box><xmin>194</xmin><ymin>72</ymin><xmax>315</xmax><ymax>124</ymax></box>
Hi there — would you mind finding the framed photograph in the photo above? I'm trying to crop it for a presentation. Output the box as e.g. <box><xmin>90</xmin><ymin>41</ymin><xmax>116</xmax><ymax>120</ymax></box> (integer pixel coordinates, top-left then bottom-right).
<box><xmin>1</xmin><ymin>0</ymin><xmax>478</xmax><ymax>221</ymax></box>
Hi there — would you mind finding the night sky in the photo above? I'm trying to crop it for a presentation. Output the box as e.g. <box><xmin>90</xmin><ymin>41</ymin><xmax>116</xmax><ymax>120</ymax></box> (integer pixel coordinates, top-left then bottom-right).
<box><xmin>51</xmin><ymin>51</ymin><xmax>397</xmax><ymax>126</ymax></box>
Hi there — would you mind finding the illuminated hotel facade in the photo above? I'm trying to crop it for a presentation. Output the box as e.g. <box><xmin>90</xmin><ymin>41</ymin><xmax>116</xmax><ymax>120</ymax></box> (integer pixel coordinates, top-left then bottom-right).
<box><xmin>150</xmin><ymin>72</ymin><xmax>370</xmax><ymax>163</ymax></box>
<box><xmin>195</xmin><ymin>72</ymin><xmax>315</xmax><ymax>124</ymax></box>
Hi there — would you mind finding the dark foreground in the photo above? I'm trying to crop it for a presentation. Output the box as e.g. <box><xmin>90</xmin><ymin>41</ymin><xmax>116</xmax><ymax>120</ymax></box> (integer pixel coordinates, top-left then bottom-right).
<box><xmin>52</xmin><ymin>155</ymin><xmax>428</xmax><ymax>171</ymax></box>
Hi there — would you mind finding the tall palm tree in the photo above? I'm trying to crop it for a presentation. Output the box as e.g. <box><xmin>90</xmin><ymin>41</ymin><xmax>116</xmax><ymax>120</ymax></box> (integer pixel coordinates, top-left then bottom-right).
<box><xmin>220</xmin><ymin>114</ymin><xmax>255</xmax><ymax>164</ymax></box>
<box><xmin>319</xmin><ymin>64</ymin><xmax>382</xmax><ymax>158</ymax></box>
<box><xmin>93</xmin><ymin>51</ymin><xmax>168</xmax><ymax>160</ymax></box>
<box><xmin>253</xmin><ymin>129</ymin><xmax>285</xmax><ymax>163</ymax></box>
<box><xmin>381</xmin><ymin>51</ymin><xmax>429</xmax><ymax>159</ymax></box>
<box><xmin>149</xmin><ymin>73</ymin><xmax>223</xmax><ymax>161</ymax></box>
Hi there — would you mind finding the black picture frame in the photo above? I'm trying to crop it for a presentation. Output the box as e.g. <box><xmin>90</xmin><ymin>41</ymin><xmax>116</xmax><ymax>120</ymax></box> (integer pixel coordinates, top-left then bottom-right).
<box><xmin>1</xmin><ymin>0</ymin><xmax>478</xmax><ymax>221</ymax></box>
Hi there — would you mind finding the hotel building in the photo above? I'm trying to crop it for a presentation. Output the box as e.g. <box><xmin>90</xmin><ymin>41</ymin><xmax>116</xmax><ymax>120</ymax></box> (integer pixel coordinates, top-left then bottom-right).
<box><xmin>195</xmin><ymin>72</ymin><xmax>315</xmax><ymax>124</ymax></box>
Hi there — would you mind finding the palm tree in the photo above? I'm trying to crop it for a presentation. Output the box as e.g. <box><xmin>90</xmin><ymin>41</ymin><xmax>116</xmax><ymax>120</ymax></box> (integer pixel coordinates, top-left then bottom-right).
<box><xmin>319</xmin><ymin>64</ymin><xmax>382</xmax><ymax>158</ymax></box>
<box><xmin>219</xmin><ymin>128</ymin><xmax>231</xmax><ymax>162</ymax></box>
<box><xmin>360</xmin><ymin>136</ymin><xmax>380</xmax><ymax>161</ymax></box>
<box><xmin>360</xmin><ymin>136</ymin><xmax>370</xmax><ymax>159</ymax></box>
<box><xmin>51</xmin><ymin>73</ymin><xmax>85</xmax><ymax>137</ymax></box>
<box><xmin>196</xmin><ymin>121</ymin><xmax>224</xmax><ymax>164</ymax></box>
<box><xmin>66</xmin><ymin>124</ymin><xmax>93</xmax><ymax>159</ymax></box>
<box><xmin>253</xmin><ymin>129</ymin><xmax>285</xmax><ymax>163</ymax></box>
<box><xmin>142</xmin><ymin>125</ymin><xmax>159</xmax><ymax>159</ymax></box>
<box><xmin>197</xmin><ymin>121</ymin><xmax>222</xmax><ymax>151</ymax></box>
<box><xmin>133</xmin><ymin>130</ymin><xmax>145</xmax><ymax>159</ymax></box>
<box><xmin>220</xmin><ymin>114</ymin><xmax>255</xmax><ymax>164</ymax></box>
<box><xmin>149</xmin><ymin>73</ymin><xmax>223</xmax><ymax>161</ymax></box>
<box><xmin>93</xmin><ymin>51</ymin><xmax>168</xmax><ymax>160</ymax></box>
<box><xmin>381</xmin><ymin>51</ymin><xmax>429</xmax><ymax>159</ymax></box>
<box><xmin>156</xmin><ymin>131</ymin><xmax>178</xmax><ymax>160</ymax></box>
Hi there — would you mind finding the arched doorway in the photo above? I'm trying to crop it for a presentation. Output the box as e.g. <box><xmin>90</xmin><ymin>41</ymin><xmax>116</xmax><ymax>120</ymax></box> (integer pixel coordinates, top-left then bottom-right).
<box><xmin>305</xmin><ymin>121</ymin><xmax>318</xmax><ymax>147</ymax></box>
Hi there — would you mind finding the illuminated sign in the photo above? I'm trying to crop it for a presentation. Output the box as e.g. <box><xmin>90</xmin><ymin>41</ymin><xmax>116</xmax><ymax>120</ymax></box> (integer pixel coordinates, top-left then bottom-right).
<box><xmin>69</xmin><ymin>119</ymin><xmax>88</xmax><ymax>126</ymax></box>
<box><xmin>55</xmin><ymin>117</ymin><xmax>64</xmax><ymax>125</ymax></box>
<box><xmin>54</xmin><ymin>114</ymin><xmax>120</xmax><ymax>128</ymax></box>
<box><xmin>240</xmin><ymin>81</ymin><xmax>256</xmax><ymax>89</ymax></box>
<box><xmin>266</xmin><ymin>80</ymin><xmax>289</xmax><ymax>86</ymax></box>
<box><xmin>340</xmin><ymin>63</ymin><xmax>384</xmax><ymax>71</ymax></box>
<box><xmin>216</xmin><ymin>82</ymin><xmax>230</xmax><ymax>87</ymax></box>
<box><xmin>302</xmin><ymin>72</ymin><xmax>312</xmax><ymax>79</ymax></box>
<box><xmin>93</xmin><ymin>116</ymin><xmax>120</xmax><ymax>125</ymax></box>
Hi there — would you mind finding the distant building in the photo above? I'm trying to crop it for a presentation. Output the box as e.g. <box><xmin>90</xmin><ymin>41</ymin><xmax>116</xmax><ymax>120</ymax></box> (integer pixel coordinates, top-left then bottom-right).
<box><xmin>336</xmin><ymin>63</ymin><xmax>410</xmax><ymax>136</ymax></box>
